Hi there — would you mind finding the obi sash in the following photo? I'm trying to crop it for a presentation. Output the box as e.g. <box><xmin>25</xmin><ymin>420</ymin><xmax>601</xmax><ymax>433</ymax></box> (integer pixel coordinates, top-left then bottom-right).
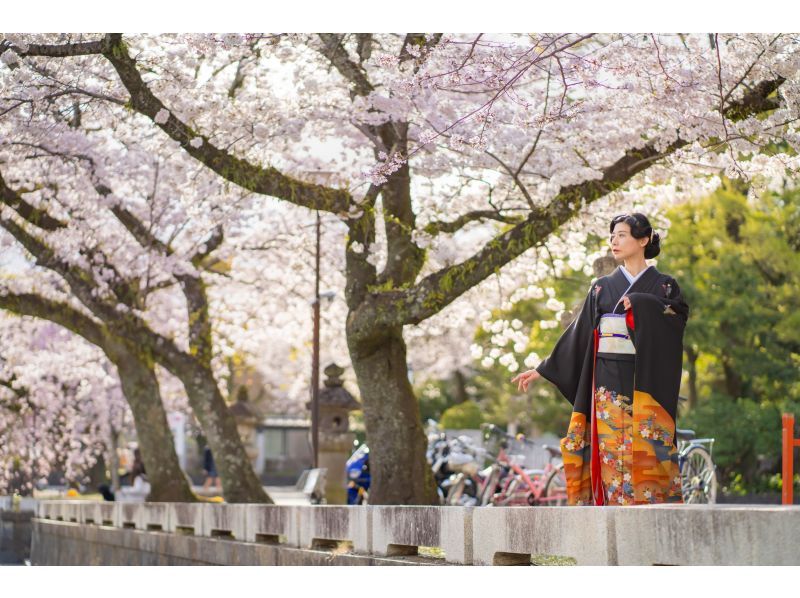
<box><xmin>597</xmin><ymin>313</ymin><xmax>635</xmax><ymax>354</ymax></box>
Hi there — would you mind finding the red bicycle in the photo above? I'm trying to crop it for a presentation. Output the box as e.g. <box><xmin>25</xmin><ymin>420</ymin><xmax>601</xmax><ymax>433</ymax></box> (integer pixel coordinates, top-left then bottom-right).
<box><xmin>479</xmin><ymin>424</ymin><xmax>567</xmax><ymax>506</ymax></box>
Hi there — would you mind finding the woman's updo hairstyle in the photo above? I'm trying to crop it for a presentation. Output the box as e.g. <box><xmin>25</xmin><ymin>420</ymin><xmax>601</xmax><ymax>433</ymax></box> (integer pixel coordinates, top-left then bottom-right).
<box><xmin>609</xmin><ymin>212</ymin><xmax>661</xmax><ymax>259</ymax></box>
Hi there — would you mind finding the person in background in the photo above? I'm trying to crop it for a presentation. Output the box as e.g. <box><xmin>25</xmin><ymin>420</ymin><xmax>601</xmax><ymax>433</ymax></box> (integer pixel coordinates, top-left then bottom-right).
<box><xmin>130</xmin><ymin>447</ymin><xmax>146</xmax><ymax>485</ymax></box>
<box><xmin>98</xmin><ymin>483</ymin><xmax>115</xmax><ymax>502</ymax></box>
<box><xmin>202</xmin><ymin>445</ymin><xmax>222</xmax><ymax>492</ymax></box>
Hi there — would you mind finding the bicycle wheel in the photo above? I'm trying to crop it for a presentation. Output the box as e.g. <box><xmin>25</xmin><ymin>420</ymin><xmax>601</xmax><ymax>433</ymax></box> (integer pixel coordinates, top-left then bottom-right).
<box><xmin>479</xmin><ymin>467</ymin><xmax>502</xmax><ymax>506</ymax></box>
<box><xmin>680</xmin><ymin>446</ymin><xmax>718</xmax><ymax>504</ymax></box>
<box><xmin>542</xmin><ymin>464</ymin><xmax>568</xmax><ymax>506</ymax></box>
<box><xmin>445</xmin><ymin>474</ymin><xmax>465</xmax><ymax>505</ymax></box>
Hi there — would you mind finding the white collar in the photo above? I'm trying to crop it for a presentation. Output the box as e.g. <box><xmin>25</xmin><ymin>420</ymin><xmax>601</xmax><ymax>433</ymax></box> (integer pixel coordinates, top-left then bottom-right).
<box><xmin>620</xmin><ymin>264</ymin><xmax>651</xmax><ymax>284</ymax></box>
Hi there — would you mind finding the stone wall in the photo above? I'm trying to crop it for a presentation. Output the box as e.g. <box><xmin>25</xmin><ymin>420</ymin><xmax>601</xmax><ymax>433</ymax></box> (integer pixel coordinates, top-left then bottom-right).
<box><xmin>30</xmin><ymin>520</ymin><xmax>439</xmax><ymax>566</ymax></box>
<box><xmin>0</xmin><ymin>509</ymin><xmax>33</xmax><ymax>564</ymax></box>
<box><xmin>5</xmin><ymin>499</ymin><xmax>800</xmax><ymax>565</ymax></box>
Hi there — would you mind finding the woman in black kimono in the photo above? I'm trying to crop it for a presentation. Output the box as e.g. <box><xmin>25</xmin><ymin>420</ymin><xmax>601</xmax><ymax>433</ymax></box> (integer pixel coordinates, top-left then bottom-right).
<box><xmin>511</xmin><ymin>213</ymin><xmax>689</xmax><ymax>505</ymax></box>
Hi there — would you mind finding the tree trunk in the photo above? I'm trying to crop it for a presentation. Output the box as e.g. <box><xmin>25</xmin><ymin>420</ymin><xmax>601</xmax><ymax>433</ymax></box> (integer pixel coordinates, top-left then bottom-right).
<box><xmin>451</xmin><ymin>368</ymin><xmax>468</xmax><ymax>405</ymax></box>
<box><xmin>111</xmin><ymin>348</ymin><xmax>196</xmax><ymax>502</ymax></box>
<box><xmin>177</xmin><ymin>363</ymin><xmax>273</xmax><ymax>504</ymax></box>
<box><xmin>347</xmin><ymin>325</ymin><xmax>439</xmax><ymax>505</ymax></box>
<box><xmin>722</xmin><ymin>359</ymin><xmax>743</xmax><ymax>399</ymax></box>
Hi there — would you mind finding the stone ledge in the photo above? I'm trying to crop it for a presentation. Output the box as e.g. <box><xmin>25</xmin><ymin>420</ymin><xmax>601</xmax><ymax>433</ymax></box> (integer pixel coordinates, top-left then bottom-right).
<box><xmin>371</xmin><ymin>505</ymin><xmax>473</xmax><ymax>564</ymax></box>
<box><xmin>30</xmin><ymin>519</ymin><xmax>447</xmax><ymax>566</ymax></box>
<box><xmin>12</xmin><ymin>499</ymin><xmax>800</xmax><ymax>565</ymax></box>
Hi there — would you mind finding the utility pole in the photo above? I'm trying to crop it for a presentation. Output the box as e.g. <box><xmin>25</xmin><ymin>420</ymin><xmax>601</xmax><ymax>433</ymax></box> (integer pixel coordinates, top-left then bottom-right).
<box><xmin>311</xmin><ymin>209</ymin><xmax>321</xmax><ymax>468</ymax></box>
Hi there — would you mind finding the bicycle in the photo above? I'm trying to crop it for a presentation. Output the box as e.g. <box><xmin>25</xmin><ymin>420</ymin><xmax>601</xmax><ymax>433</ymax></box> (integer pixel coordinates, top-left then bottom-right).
<box><xmin>479</xmin><ymin>423</ymin><xmax>567</xmax><ymax>506</ymax></box>
<box><xmin>440</xmin><ymin>435</ymin><xmax>488</xmax><ymax>506</ymax></box>
<box><xmin>676</xmin><ymin>396</ymin><xmax>718</xmax><ymax>504</ymax></box>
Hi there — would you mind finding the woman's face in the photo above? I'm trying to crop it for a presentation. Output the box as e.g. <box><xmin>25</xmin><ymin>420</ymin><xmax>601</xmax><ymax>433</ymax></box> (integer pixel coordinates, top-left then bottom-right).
<box><xmin>609</xmin><ymin>222</ymin><xmax>647</xmax><ymax>261</ymax></box>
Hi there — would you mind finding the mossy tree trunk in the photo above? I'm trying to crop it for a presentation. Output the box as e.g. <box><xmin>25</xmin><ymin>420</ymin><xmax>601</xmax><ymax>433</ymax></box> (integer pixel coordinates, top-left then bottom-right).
<box><xmin>109</xmin><ymin>343</ymin><xmax>196</xmax><ymax>502</ymax></box>
<box><xmin>347</xmin><ymin>325</ymin><xmax>439</xmax><ymax>505</ymax></box>
<box><xmin>0</xmin><ymin>292</ymin><xmax>196</xmax><ymax>502</ymax></box>
<box><xmin>174</xmin><ymin>360</ymin><xmax>273</xmax><ymax>504</ymax></box>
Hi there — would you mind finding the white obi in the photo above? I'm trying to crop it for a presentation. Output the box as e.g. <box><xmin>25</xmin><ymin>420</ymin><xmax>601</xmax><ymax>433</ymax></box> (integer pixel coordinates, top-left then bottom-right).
<box><xmin>597</xmin><ymin>313</ymin><xmax>635</xmax><ymax>354</ymax></box>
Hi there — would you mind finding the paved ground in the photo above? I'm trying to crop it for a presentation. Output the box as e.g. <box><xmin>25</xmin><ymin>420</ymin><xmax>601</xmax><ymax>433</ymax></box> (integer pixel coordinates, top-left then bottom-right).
<box><xmin>192</xmin><ymin>485</ymin><xmax>312</xmax><ymax>505</ymax></box>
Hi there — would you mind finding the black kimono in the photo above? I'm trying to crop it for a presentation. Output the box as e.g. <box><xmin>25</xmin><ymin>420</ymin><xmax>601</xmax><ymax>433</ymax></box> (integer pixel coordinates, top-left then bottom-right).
<box><xmin>536</xmin><ymin>265</ymin><xmax>689</xmax><ymax>505</ymax></box>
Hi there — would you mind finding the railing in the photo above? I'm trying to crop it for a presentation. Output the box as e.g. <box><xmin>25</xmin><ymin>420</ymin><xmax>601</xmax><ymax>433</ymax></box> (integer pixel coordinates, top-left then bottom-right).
<box><xmin>782</xmin><ymin>413</ymin><xmax>800</xmax><ymax>505</ymax></box>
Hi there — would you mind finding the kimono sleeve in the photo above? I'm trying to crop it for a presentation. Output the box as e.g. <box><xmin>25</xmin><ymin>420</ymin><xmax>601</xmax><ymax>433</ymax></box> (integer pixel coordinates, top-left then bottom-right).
<box><xmin>664</xmin><ymin>276</ymin><xmax>689</xmax><ymax>325</ymax></box>
<box><xmin>535</xmin><ymin>283</ymin><xmax>596</xmax><ymax>405</ymax></box>
<box><xmin>629</xmin><ymin>275</ymin><xmax>689</xmax><ymax>326</ymax></box>
<box><xmin>625</xmin><ymin>276</ymin><xmax>688</xmax><ymax>422</ymax></box>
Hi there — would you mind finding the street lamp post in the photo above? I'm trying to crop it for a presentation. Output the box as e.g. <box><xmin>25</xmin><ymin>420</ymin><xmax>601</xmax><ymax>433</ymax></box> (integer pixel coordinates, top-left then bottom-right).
<box><xmin>311</xmin><ymin>210</ymin><xmax>321</xmax><ymax>468</ymax></box>
<box><xmin>303</xmin><ymin>169</ymin><xmax>336</xmax><ymax>471</ymax></box>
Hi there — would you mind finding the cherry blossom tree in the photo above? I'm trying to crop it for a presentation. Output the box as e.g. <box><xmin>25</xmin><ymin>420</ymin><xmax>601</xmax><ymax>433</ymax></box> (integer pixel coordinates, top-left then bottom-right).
<box><xmin>0</xmin><ymin>237</ymin><xmax>197</xmax><ymax>501</ymax></box>
<box><xmin>1</xmin><ymin>32</ymin><xmax>798</xmax><ymax>504</ymax></box>
<box><xmin>0</xmin><ymin>314</ymin><xmax>132</xmax><ymax>494</ymax></box>
<box><xmin>0</xmin><ymin>106</ymin><xmax>278</xmax><ymax>501</ymax></box>
<box><xmin>0</xmin><ymin>85</ymin><xmax>350</xmax><ymax>501</ymax></box>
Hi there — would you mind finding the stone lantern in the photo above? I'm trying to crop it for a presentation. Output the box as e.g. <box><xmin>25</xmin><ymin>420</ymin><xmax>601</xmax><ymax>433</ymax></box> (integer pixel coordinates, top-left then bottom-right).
<box><xmin>229</xmin><ymin>386</ymin><xmax>260</xmax><ymax>463</ymax></box>
<box><xmin>307</xmin><ymin>363</ymin><xmax>360</xmax><ymax>504</ymax></box>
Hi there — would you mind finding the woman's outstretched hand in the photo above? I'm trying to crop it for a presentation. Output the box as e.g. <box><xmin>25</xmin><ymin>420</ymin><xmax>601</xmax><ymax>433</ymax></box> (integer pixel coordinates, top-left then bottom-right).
<box><xmin>510</xmin><ymin>368</ymin><xmax>541</xmax><ymax>392</ymax></box>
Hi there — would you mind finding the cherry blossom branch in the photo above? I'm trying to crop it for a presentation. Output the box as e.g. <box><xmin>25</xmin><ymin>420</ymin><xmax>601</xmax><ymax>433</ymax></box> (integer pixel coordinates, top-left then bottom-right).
<box><xmin>7</xmin><ymin>34</ymin><xmax>353</xmax><ymax>214</ymax></box>
<box><xmin>385</xmin><ymin>140</ymin><xmax>688</xmax><ymax>327</ymax></box>
<box><xmin>1</xmin><ymin>162</ymin><xmax>145</xmax><ymax>313</ymax></box>
<box><xmin>316</xmin><ymin>34</ymin><xmax>376</xmax><ymax>98</ymax></box>
<box><xmin>399</xmin><ymin>33</ymin><xmax>444</xmax><ymax>71</ymax></box>
<box><xmin>2</xmin><ymin>38</ymin><xmax>106</xmax><ymax>58</ymax></box>
<box><xmin>0</xmin><ymin>171</ymin><xmax>67</xmax><ymax>230</ymax></box>
<box><xmin>355</xmin><ymin>72</ymin><xmax>788</xmax><ymax>330</ymax></box>
<box><xmin>721</xmin><ymin>34</ymin><xmax>783</xmax><ymax>108</ymax></box>
<box><xmin>0</xmin><ymin>210</ymin><xmax>136</xmax><ymax>313</ymax></box>
<box><xmin>423</xmin><ymin>209</ymin><xmax>525</xmax><ymax>235</ymax></box>
<box><xmin>0</xmin><ymin>171</ymin><xmax>225</xmax><ymax>382</ymax></box>
<box><xmin>102</xmin><ymin>190</ymin><xmax>222</xmax><ymax>366</ymax></box>
<box><xmin>101</xmin><ymin>34</ymin><xmax>353</xmax><ymax>214</ymax></box>
<box><xmin>0</xmin><ymin>292</ymin><xmax>107</xmax><ymax>348</ymax></box>
<box><xmin>405</xmin><ymin>34</ymin><xmax>596</xmax><ymax>160</ymax></box>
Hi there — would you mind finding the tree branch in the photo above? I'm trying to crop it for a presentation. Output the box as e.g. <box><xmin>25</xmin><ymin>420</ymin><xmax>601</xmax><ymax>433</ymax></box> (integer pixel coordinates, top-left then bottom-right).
<box><xmin>316</xmin><ymin>34</ymin><xmax>375</xmax><ymax>98</ymax></box>
<box><xmin>0</xmin><ymin>171</ymin><xmax>67</xmax><ymax>231</ymax></box>
<box><xmin>359</xmin><ymin>74</ymin><xmax>789</xmax><ymax>329</ymax></box>
<box><xmin>399</xmin><ymin>33</ymin><xmax>444</xmax><ymax>70</ymax></box>
<box><xmin>47</xmin><ymin>34</ymin><xmax>351</xmax><ymax>215</ymax></box>
<box><xmin>190</xmin><ymin>224</ymin><xmax>224</xmax><ymax>267</ymax></box>
<box><xmin>0</xmin><ymin>165</ymin><xmax>145</xmax><ymax>310</ymax></box>
<box><xmin>0</xmin><ymin>212</ymin><xmax>124</xmax><ymax>314</ymax></box>
<box><xmin>723</xmin><ymin>75</ymin><xmax>784</xmax><ymax>121</ymax></box>
<box><xmin>101</xmin><ymin>35</ymin><xmax>350</xmax><ymax>213</ymax></box>
<box><xmin>0</xmin><ymin>291</ymin><xmax>107</xmax><ymax>347</ymax></box>
<box><xmin>423</xmin><ymin>209</ymin><xmax>525</xmax><ymax>235</ymax></box>
<box><xmin>369</xmin><ymin>140</ymin><xmax>685</xmax><ymax>328</ymax></box>
<box><xmin>105</xmin><ymin>196</ymin><xmax>220</xmax><ymax>365</ymax></box>
<box><xmin>5</xmin><ymin>38</ymin><xmax>106</xmax><ymax>58</ymax></box>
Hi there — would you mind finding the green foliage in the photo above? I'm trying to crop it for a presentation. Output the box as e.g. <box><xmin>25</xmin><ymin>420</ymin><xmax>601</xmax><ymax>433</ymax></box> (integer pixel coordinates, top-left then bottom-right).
<box><xmin>440</xmin><ymin>401</ymin><xmax>484</xmax><ymax>429</ymax></box>
<box><xmin>660</xmin><ymin>178</ymin><xmax>800</xmax><ymax>493</ymax></box>
<box><xmin>417</xmin><ymin>378</ymin><xmax>457</xmax><ymax>423</ymax></box>
<box><xmin>679</xmin><ymin>392</ymin><xmax>799</xmax><ymax>490</ymax></box>
<box><xmin>417</xmin><ymin>178</ymin><xmax>800</xmax><ymax>494</ymax></box>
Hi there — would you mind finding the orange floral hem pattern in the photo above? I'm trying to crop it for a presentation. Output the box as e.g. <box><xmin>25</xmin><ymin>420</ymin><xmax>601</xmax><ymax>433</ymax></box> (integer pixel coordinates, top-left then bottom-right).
<box><xmin>559</xmin><ymin>387</ymin><xmax>684</xmax><ymax>506</ymax></box>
